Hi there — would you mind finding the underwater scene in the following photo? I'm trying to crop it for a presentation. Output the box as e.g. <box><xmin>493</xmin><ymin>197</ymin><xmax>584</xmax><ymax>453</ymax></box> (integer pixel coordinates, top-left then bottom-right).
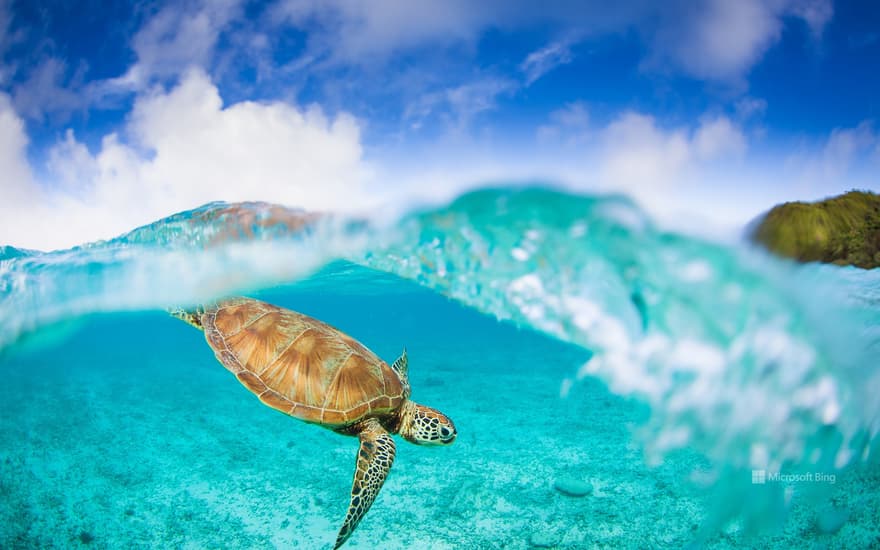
<box><xmin>1</xmin><ymin>188</ymin><xmax>879</xmax><ymax>549</ymax></box>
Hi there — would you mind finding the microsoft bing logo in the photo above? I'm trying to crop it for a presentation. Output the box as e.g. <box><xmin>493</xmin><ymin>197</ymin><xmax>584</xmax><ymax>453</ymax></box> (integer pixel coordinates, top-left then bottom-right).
<box><xmin>749</xmin><ymin>469</ymin><xmax>836</xmax><ymax>484</ymax></box>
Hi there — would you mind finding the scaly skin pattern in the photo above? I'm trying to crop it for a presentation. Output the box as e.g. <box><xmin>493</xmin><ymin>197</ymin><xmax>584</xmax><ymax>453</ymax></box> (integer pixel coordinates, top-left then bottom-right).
<box><xmin>334</xmin><ymin>418</ymin><xmax>397</xmax><ymax>550</ymax></box>
<box><xmin>397</xmin><ymin>400</ymin><xmax>457</xmax><ymax>445</ymax></box>
<box><xmin>331</xmin><ymin>401</ymin><xmax>456</xmax><ymax>548</ymax></box>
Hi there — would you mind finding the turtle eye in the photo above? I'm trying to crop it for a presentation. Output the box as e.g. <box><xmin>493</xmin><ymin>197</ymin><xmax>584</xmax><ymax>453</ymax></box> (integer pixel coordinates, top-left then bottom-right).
<box><xmin>439</xmin><ymin>426</ymin><xmax>455</xmax><ymax>442</ymax></box>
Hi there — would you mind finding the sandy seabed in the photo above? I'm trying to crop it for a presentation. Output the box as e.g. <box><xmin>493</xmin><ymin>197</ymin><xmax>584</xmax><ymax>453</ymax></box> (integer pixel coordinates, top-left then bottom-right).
<box><xmin>1</xmin><ymin>293</ymin><xmax>877</xmax><ymax>549</ymax></box>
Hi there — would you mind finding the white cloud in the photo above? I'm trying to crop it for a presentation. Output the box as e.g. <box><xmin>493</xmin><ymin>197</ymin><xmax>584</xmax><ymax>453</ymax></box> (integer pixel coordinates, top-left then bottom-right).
<box><xmin>0</xmin><ymin>93</ymin><xmax>38</xmax><ymax>206</ymax></box>
<box><xmin>644</xmin><ymin>0</ymin><xmax>832</xmax><ymax>82</ymax></box>
<box><xmin>377</xmin><ymin>109</ymin><xmax>758</xmax><ymax>238</ymax></box>
<box><xmin>0</xmin><ymin>95</ymin><xmax>77</xmax><ymax>251</ymax></box>
<box><xmin>0</xmin><ymin>0</ymin><xmax>835</xmax><ymax>138</ymax></box>
<box><xmin>272</xmin><ymin>0</ymin><xmax>485</xmax><ymax>64</ymax></box>
<box><xmin>12</xmin><ymin>57</ymin><xmax>84</xmax><ymax>121</ymax></box>
<box><xmin>47</xmin><ymin>129</ymin><xmax>98</xmax><ymax>193</ymax></box>
<box><xmin>520</xmin><ymin>40</ymin><xmax>574</xmax><ymax>86</ymax></box>
<box><xmin>661</xmin><ymin>0</ymin><xmax>780</xmax><ymax>81</ymax></box>
<box><xmin>694</xmin><ymin>116</ymin><xmax>748</xmax><ymax>159</ymax></box>
<box><xmin>806</xmin><ymin>121</ymin><xmax>879</xmax><ymax>183</ymax></box>
<box><xmin>585</xmin><ymin>112</ymin><xmax>752</xmax><ymax>233</ymax></box>
<box><xmin>97</xmin><ymin>0</ymin><xmax>242</xmax><ymax>94</ymax></box>
<box><xmin>271</xmin><ymin>1</ymin><xmax>831</xmax><ymax>84</ymax></box>
<box><xmin>764</xmin><ymin>122</ymin><xmax>880</xmax><ymax>200</ymax></box>
<box><xmin>599</xmin><ymin>112</ymin><xmax>693</xmax><ymax>189</ymax></box>
<box><xmin>599</xmin><ymin>113</ymin><xmax>747</xmax><ymax>189</ymax></box>
<box><xmin>3</xmin><ymin>69</ymin><xmax>370</xmax><ymax>250</ymax></box>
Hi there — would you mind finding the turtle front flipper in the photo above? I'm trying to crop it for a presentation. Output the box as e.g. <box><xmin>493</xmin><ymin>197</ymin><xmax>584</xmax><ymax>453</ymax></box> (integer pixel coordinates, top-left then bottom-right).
<box><xmin>334</xmin><ymin>418</ymin><xmax>396</xmax><ymax>549</ymax></box>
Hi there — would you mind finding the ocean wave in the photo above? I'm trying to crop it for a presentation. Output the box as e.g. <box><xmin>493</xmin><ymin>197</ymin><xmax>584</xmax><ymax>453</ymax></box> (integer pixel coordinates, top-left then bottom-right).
<box><xmin>360</xmin><ymin>189</ymin><xmax>880</xmax><ymax>467</ymax></box>
<box><xmin>2</xmin><ymin>187</ymin><xmax>878</xmax><ymax>525</ymax></box>
<box><xmin>0</xmin><ymin>202</ymin><xmax>363</xmax><ymax>348</ymax></box>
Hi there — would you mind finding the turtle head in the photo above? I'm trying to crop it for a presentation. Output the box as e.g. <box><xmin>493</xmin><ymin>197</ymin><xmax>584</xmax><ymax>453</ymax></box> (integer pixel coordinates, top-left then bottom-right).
<box><xmin>398</xmin><ymin>401</ymin><xmax>457</xmax><ymax>446</ymax></box>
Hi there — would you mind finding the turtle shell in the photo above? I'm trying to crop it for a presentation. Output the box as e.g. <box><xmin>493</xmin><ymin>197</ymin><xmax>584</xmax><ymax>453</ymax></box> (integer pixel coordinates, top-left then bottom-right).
<box><xmin>200</xmin><ymin>297</ymin><xmax>406</xmax><ymax>427</ymax></box>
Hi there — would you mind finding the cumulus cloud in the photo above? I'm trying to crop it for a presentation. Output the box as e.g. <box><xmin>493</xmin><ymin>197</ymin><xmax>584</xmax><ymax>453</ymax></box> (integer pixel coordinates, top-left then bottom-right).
<box><xmin>599</xmin><ymin>112</ymin><xmax>693</xmax><ymax>189</ymax></box>
<box><xmin>2</xmin><ymin>69</ymin><xmax>369</xmax><ymax>250</ymax></box>
<box><xmin>0</xmin><ymin>93</ymin><xmax>37</xmax><ymax>205</ymax></box>
<box><xmin>596</xmin><ymin>112</ymin><xmax>748</xmax><ymax>214</ymax></box>
<box><xmin>534</xmin><ymin>111</ymin><xmax>760</xmax><ymax>235</ymax></box>
<box><xmin>0</xmin><ymin>95</ymin><xmax>77</xmax><ymax>250</ymax></box>
<box><xmin>381</xmin><ymin>108</ymin><xmax>757</xmax><ymax>233</ymax></box>
<box><xmin>693</xmin><ymin>116</ymin><xmax>748</xmax><ymax>159</ymax></box>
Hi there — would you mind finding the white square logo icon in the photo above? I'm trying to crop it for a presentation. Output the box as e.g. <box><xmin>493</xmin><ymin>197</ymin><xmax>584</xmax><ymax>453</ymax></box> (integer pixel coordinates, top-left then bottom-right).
<box><xmin>752</xmin><ymin>469</ymin><xmax>766</xmax><ymax>484</ymax></box>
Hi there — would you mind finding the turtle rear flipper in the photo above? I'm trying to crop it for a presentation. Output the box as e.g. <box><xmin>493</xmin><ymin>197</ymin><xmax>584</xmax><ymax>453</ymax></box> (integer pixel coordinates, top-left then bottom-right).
<box><xmin>168</xmin><ymin>304</ymin><xmax>208</xmax><ymax>330</ymax></box>
<box><xmin>334</xmin><ymin>418</ymin><xmax>396</xmax><ymax>549</ymax></box>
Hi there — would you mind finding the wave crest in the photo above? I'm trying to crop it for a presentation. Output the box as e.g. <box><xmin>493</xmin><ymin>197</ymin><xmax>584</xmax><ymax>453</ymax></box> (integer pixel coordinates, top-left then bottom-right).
<box><xmin>359</xmin><ymin>189</ymin><xmax>880</xmax><ymax>475</ymax></box>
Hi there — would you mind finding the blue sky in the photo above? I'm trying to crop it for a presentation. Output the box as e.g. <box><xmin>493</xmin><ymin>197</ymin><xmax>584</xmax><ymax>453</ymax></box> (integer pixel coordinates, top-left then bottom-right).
<box><xmin>1</xmin><ymin>0</ymin><xmax>879</xmax><ymax>249</ymax></box>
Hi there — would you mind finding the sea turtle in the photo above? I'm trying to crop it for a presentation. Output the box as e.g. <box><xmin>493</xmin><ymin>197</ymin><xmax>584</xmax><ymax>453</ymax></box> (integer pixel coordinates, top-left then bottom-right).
<box><xmin>171</xmin><ymin>297</ymin><xmax>456</xmax><ymax>549</ymax></box>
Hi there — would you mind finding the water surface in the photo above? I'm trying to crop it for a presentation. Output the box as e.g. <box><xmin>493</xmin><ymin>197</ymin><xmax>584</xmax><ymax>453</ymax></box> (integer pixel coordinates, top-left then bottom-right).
<box><xmin>1</xmin><ymin>188</ymin><xmax>878</xmax><ymax>548</ymax></box>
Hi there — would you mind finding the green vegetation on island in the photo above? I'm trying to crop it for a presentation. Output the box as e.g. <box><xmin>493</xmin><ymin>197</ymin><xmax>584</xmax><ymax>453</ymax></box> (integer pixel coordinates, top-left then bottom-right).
<box><xmin>750</xmin><ymin>190</ymin><xmax>880</xmax><ymax>269</ymax></box>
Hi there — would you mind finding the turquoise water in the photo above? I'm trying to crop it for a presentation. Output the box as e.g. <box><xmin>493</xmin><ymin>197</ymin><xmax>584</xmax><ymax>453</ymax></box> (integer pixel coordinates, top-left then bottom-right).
<box><xmin>1</xmin><ymin>188</ymin><xmax>878</xmax><ymax>548</ymax></box>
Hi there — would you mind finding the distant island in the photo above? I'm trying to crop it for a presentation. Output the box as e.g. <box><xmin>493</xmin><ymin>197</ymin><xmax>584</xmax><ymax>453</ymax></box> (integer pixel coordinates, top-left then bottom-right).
<box><xmin>749</xmin><ymin>190</ymin><xmax>880</xmax><ymax>269</ymax></box>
